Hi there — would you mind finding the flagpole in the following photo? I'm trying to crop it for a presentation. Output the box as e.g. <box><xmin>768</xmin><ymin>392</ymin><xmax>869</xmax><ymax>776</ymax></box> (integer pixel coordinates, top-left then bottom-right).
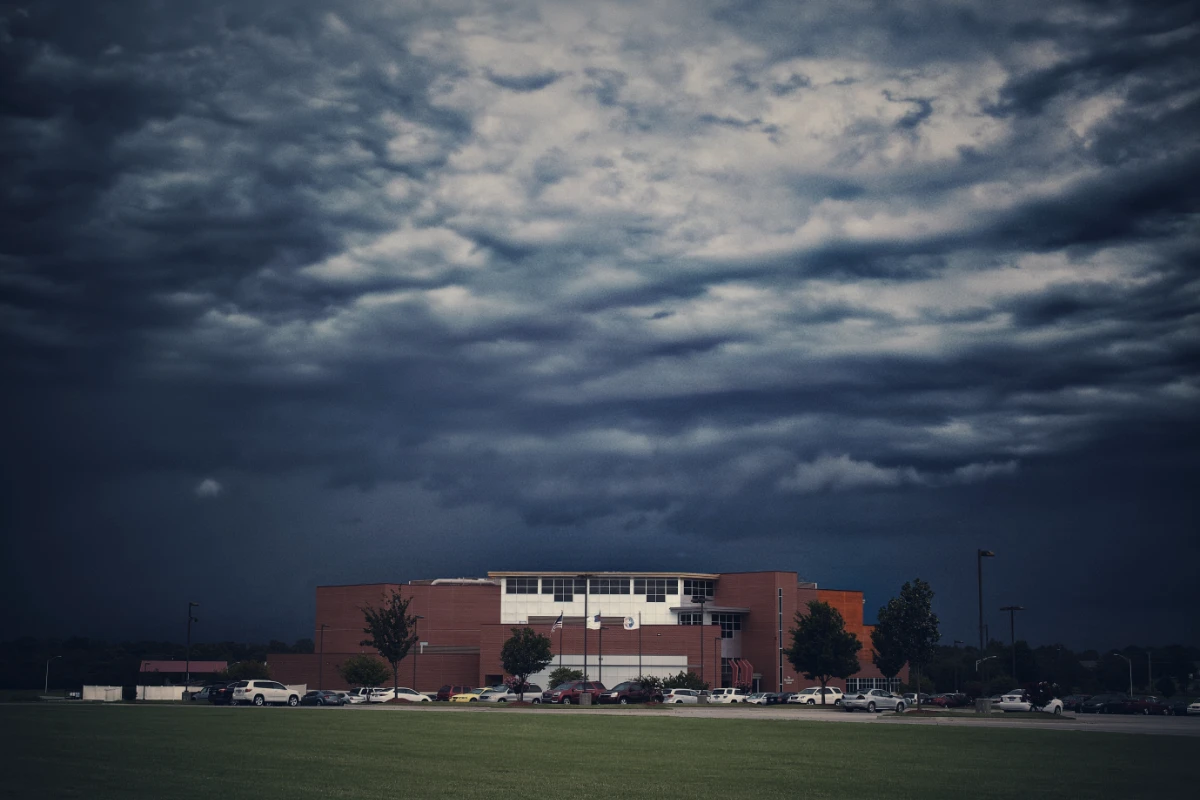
<box><xmin>598</xmin><ymin>624</ymin><xmax>603</xmax><ymax>684</ymax></box>
<box><xmin>582</xmin><ymin>576</ymin><xmax>589</xmax><ymax>680</ymax></box>
<box><xmin>558</xmin><ymin>623</ymin><xmax>563</xmax><ymax>668</ymax></box>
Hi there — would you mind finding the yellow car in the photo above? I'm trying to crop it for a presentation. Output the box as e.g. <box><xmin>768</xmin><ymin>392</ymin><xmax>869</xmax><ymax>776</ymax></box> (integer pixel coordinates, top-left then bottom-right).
<box><xmin>449</xmin><ymin>687</ymin><xmax>491</xmax><ymax>703</ymax></box>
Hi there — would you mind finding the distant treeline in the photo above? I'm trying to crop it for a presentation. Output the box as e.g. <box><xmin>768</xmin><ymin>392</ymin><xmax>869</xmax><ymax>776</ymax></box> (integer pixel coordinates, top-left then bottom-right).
<box><xmin>0</xmin><ymin>637</ymin><xmax>315</xmax><ymax>690</ymax></box>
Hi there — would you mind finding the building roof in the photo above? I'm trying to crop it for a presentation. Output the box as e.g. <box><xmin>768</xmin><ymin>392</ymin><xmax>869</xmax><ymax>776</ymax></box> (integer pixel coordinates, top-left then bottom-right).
<box><xmin>487</xmin><ymin>571</ymin><xmax>721</xmax><ymax>579</ymax></box>
<box><xmin>139</xmin><ymin>660</ymin><xmax>227</xmax><ymax>673</ymax></box>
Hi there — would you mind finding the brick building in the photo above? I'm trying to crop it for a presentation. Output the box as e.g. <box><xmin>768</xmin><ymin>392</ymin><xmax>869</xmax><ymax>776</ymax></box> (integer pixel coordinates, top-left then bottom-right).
<box><xmin>269</xmin><ymin>571</ymin><xmax>904</xmax><ymax>694</ymax></box>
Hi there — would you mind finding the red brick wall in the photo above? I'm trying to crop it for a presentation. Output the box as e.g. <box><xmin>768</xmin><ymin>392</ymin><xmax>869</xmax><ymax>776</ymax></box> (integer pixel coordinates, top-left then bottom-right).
<box><xmin>715</xmin><ymin>571</ymin><xmax>802</xmax><ymax>692</ymax></box>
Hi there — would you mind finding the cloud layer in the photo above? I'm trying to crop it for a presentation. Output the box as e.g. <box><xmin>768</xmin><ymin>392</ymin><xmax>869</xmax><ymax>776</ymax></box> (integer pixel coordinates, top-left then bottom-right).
<box><xmin>1</xmin><ymin>0</ymin><xmax>1197</xmax><ymax>647</ymax></box>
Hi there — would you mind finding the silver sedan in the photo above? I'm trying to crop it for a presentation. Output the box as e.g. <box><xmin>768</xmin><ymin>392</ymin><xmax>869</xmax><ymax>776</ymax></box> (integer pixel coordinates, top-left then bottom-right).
<box><xmin>842</xmin><ymin>689</ymin><xmax>906</xmax><ymax>713</ymax></box>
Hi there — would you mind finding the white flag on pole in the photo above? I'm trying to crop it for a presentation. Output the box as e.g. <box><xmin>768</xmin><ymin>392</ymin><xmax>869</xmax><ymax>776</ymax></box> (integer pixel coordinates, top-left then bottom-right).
<box><xmin>623</xmin><ymin>616</ymin><xmax>640</xmax><ymax>630</ymax></box>
<box><xmin>587</xmin><ymin>610</ymin><xmax>602</xmax><ymax>630</ymax></box>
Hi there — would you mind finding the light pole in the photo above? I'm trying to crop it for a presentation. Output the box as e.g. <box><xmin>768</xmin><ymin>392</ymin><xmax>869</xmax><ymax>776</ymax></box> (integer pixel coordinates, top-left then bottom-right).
<box><xmin>412</xmin><ymin>616</ymin><xmax>424</xmax><ymax>689</ymax></box>
<box><xmin>185</xmin><ymin>601</ymin><xmax>200</xmax><ymax>687</ymax></box>
<box><xmin>318</xmin><ymin>623</ymin><xmax>328</xmax><ymax>690</ymax></box>
<box><xmin>692</xmin><ymin>595</ymin><xmax>709</xmax><ymax>688</ymax></box>
<box><xmin>44</xmin><ymin>655</ymin><xmax>61</xmax><ymax>694</ymax></box>
<box><xmin>975</xmin><ymin>655</ymin><xmax>997</xmax><ymax>673</ymax></box>
<box><xmin>953</xmin><ymin>640</ymin><xmax>965</xmax><ymax>692</ymax></box>
<box><xmin>977</xmin><ymin>550</ymin><xmax>995</xmax><ymax>654</ymax></box>
<box><xmin>999</xmin><ymin>605</ymin><xmax>1024</xmax><ymax>683</ymax></box>
<box><xmin>1112</xmin><ymin>652</ymin><xmax>1132</xmax><ymax>697</ymax></box>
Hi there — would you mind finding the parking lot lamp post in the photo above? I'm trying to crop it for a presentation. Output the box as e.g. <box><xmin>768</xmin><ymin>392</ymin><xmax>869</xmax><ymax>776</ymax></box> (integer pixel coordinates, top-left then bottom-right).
<box><xmin>44</xmin><ymin>655</ymin><xmax>61</xmax><ymax>694</ymax></box>
<box><xmin>692</xmin><ymin>595</ymin><xmax>709</xmax><ymax>687</ymax></box>
<box><xmin>598</xmin><ymin>624</ymin><xmax>603</xmax><ymax>684</ymax></box>
<box><xmin>977</xmin><ymin>550</ymin><xmax>995</xmax><ymax>654</ymax></box>
<box><xmin>185</xmin><ymin>601</ymin><xmax>200</xmax><ymax>687</ymax></box>
<box><xmin>413</xmin><ymin>616</ymin><xmax>424</xmax><ymax>689</ymax></box>
<box><xmin>318</xmin><ymin>623</ymin><xmax>328</xmax><ymax>689</ymax></box>
<box><xmin>1112</xmin><ymin>652</ymin><xmax>1132</xmax><ymax>697</ymax></box>
<box><xmin>999</xmin><ymin>606</ymin><xmax>1024</xmax><ymax>684</ymax></box>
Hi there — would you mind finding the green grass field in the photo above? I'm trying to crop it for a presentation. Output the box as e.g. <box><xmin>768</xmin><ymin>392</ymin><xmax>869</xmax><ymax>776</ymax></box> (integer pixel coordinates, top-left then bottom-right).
<box><xmin>0</xmin><ymin>704</ymin><xmax>1188</xmax><ymax>799</ymax></box>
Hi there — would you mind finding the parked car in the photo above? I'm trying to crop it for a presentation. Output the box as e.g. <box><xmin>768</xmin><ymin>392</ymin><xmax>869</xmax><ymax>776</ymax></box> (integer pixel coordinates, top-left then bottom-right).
<box><xmin>542</xmin><ymin>681</ymin><xmax>607</xmax><ymax>705</ymax></box>
<box><xmin>599</xmin><ymin>681</ymin><xmax>654</xmax><ymax>705</ymax></box>
<box><xmin>764</xmin><ymin>692</ymin><xmax>789</xmax><ymax>705</ymax></box>
<box><xmin>995</xmin><ymin>690</ymin><xmax>1064</xmax><ymax>714</ymax></box>
<box><xmin>745</xmin><ymin>692</ymin><xmax>771</xmax><ymax>705</ymax></box>
<box><xmin>300</xmin><ymin>690</ymin><xmax>346</xmax><ymax>706</ymax></box>
<box><xmin>1189</xmin><ymin>700</ymin><xmax>1200</xmax><ymax>716</ymax></box>
<box><xmin>382</xmin><ymin>687</ymin><xmax>432</xmax><ymax>703</ymax></box>
<box><xmin>929</xmin><ymin>693</ymin><xmax>966</xmax><ymax>708</ymax></box>
<box><xmin>1165</xmin><ymin>698</ymin><xmax>1197</xmax><ymax>716</ymax></box>
<box><xmin>344</xmin><ymin>687</ymin><xmax>374</xmax><ymax>704</ymax></box>
<box><xmin>1113</xmin><ymin>695</ymin><xmax>1170</xmax><ymax>715</ymax></box>
<box><xmin>662</xmin><ymin>688</ymin><xmax>702</xmax><ymax>704</ymax></box>
<box><xmin>709</xmin><ymin>687</ymin><xmax>749</xmax><ymax>704</ymax></box>
<box><xmin>450</xmin><ymin>688</ymin><xmax>491</xmax><ymax>703</ymax></box>
<box><xmin>186</xmin><ymin>684</ymin><xmax>222</xmax><ymax>702</ymax></box>
<box><xmin>1080</xmin><ymin>694</ymin><xmax>1126</xmax><ymax>714</ymax></box>
<box><xmin>903</xmin><ymin>692</ymin><xmax>933</xmax><ymax>706</ymax></box>
<box><xmin>208</xmin><ymin>682</ymin><xmax>239</xmax><ymax>705</ymax></box>
<box><xmin>790</xmin><ymin>687</ymin><xmax>843</xmax><ymax>705</ymax></box>
<box><xmin>232</xmin><ymin>680</ymin><xmax>300</xmax><ymax>707</ymax></box>
<box><xmin>480</xmin><ymin>685</ymin><xmax>543</xmax><ymax>703</ymax></box>
<box><xmin>436</xmin><ymin>685</ymin><xmax>473</xmax><ymax>702</ymax></box>
<box><xmin>842</xmin><ymin>689</ymin><xmax>906</xmax><ymax>713</ymax></box>
<box><xmin>1062</xmin><ymin>694</ymin><xmax>1091</xmax><ymax>712</ymax></box>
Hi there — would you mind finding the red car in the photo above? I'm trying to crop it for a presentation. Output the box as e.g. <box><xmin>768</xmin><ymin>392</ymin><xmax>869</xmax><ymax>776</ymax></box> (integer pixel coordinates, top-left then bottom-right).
<box><xmin>542</xmin><ymin>680</ymin><xmax>607</xmax><ymax>704</ymax></box>
<box><xmin>1118</xmin><ymin>695</ymin><xmax>1170</xmax><ymax>715</ymax></box>
<box><xmin>435</xmin><ymin>685</ymin><xmax>473</xmax><ymax>702</ymax></box>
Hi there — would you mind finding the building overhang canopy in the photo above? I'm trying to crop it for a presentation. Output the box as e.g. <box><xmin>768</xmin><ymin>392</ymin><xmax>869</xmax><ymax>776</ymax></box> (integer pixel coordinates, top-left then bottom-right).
<box><xmin>488</xmin><ymin>571</ymin><xmax>720</xmax><ymax>580</ymax></box>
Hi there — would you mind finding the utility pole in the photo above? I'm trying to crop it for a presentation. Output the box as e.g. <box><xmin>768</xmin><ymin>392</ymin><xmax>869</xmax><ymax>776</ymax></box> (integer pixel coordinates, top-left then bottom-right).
<box><xmin>999</xmin><ymin>606</ymin><xmax>1024</xmax><ymax>684</ymax></box>
<box><xmin>185</xmin><ymin>601</ymin><xmax>200</xmax><ymax>687</ymax></box>
<box><xmin>318</xmin><ymin>623</ymin><xmax>328</xmax><ymax>690</ymax></box>
<box><xmin>412</xmin><ymin>616</ymin><xmax>424</xmax><ymax>689</ymax></box>
<box><xmin>692</xmin><ymin>595</ymin><xmax>709</xmax><ymax>688</ymax></box>
<box><xmin>977</xmin><ymin>550</ymin><xmax>995</xmax><ymax>654</ymax></box>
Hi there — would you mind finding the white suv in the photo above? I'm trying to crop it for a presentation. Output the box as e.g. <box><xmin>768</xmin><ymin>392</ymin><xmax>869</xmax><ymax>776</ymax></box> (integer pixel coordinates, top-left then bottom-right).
<box><xmin>232</xmin><ymin>680</ymin><xmax>300</xmax><ymax>707</ymax></box>
<box><xmin>709</xmin><ymin>687</ymin><xmax>749</xmax><ymax>703</ymax></box>
<box><xmin>788</xmin><ymin>687</ymin><xmax>844</xmax><ymax>705</ymax></box>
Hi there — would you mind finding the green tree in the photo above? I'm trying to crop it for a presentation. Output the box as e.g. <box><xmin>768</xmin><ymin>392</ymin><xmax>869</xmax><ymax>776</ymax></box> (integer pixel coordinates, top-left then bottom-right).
<box><xmin>871</xmin><ymin>579</ymin><xmax>940</xmax><ymax>709</ymax></box>
<box><xmin>500</xmin><ymin>627</ymin><xmax>554</xmax><ymax>701</ymax></box>
<box><xmin>786</xmin><ymin>600</ymin><xmax>862</xmax><ymax>704</ymax></box>
<box><xmin>662</xmin><ymin>670</ymin><xmax>708</xmax><ymax>691</ymax></box>
<box><xmin>547</xmin><ymin>667</ymin><xmax>584</xmax><ymax>689</ymax></box>
<box><xmin>360</xmin><ymin>589</ymin><xmax>420</xmax><ymax>696</ymax></box>
<box><xmin>337</xmin><ymin>654</ymin><xmax>391</xmax><ymax>689</ymax></box>
<box><xmin>222</xmin><ymin>661</ymin><xmax>270</xmax><ymax>681</ymax></box>
<box><xmin>636</xmin><ymin>674</ymin><xmax>664</xmax><ymax>700</ymax></box>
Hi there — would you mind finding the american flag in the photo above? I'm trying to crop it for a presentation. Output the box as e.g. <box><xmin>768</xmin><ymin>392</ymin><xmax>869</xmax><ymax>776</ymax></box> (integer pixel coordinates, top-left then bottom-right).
<box><xmin>551</xmin><ymin>612</ymin><xmax>563</xmax><ymax>631</ymax></box>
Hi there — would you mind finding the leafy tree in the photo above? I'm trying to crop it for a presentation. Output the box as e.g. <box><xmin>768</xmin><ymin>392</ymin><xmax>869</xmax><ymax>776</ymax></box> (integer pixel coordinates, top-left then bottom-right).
<box><xmin>786</xmin><ymin>600</ymin><xmax>862</xmax><ymax>704</ymax></box>
<box><xmin>222</xmin><ymin>661</ymin><xmax>270</xmax><ymax>681</ymax></box>
<box><xmin>871</xmin><ymin>579</ymin><xmax>940</xmax><ymax>708</ymax></box>
<box><xmin>360</xmin><ymin>589</ymin><xmax>420</xmax><ymax>696</ymax></box>
<box><xmin>1155</xmin><ymin>676</ymin><xmax>1177</xmax><ymax>698</ymax></box>
<box><xmin>636</xmin><ymin>674</ymin><xmax>664</xmax><ymax>700</ymax></box>
<box><xmin>338</xmin><ymin>654</ymin><xmax>390</xmax><ymax>689</ymax></box>
<box><xmin>1025</xmin><ymin>681</ymin><xmax>1059</xmax><ymax>709</ymax></box>
<box><xmin>292</xmin><ymin>638</ymin><xmax>315</xmax><ymax>654</ymax></box>
<box><xmin>547</xmin><ymin>667</ymin><xmax>584</xmax><ymax>689</ymax></box>
<box><xmin>662</xmin><ymin>670</ymin><xmax>708</xmax><ymax>691</ymax></box>
<box><xmin>500</xmin><ymin>627</ymin><xmax>554</xmax><ymax>701</ymax></box>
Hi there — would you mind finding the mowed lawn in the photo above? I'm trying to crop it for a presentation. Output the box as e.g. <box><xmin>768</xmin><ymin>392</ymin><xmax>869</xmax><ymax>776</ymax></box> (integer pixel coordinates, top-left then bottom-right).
<box><xmin>0</xmin><ymin>705</ymin><xmax>1189</xmax><ymax>799</ymax></box>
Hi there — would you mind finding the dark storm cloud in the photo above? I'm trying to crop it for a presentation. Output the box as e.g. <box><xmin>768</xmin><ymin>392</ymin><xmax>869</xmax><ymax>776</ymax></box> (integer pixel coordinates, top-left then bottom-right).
<box><xmin>1</xmin><ymin>0</ymin><xmax>1197</xmax><ymax>649</ymax></box>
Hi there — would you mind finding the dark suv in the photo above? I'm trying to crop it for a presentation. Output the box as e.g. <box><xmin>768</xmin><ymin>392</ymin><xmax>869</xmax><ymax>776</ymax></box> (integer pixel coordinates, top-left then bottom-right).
<box><xmin>598</xmin><ymin>681</ymin><xmax>654</xmax><ymax>705</ymax></box>
<box><xmin>543</xmin><ymin>681</ymin><xmax>607</xmax><ymax>704</ymax></box>
<box><xmin>435</xmin><ymin>685</ymin><xmax>472</xmax><ymax>702</ymax></box>
<box><xmin>208</xmin><ymin>682</ymin><xmax>239</xmax><ymax>706</ymax></box>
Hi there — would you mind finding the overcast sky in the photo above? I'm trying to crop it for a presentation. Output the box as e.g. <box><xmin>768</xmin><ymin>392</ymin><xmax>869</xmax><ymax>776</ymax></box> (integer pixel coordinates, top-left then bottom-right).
<box><xmin>2</xmin><ymin>0</ymin><xmax>1197</xmax><ymax>650</ymax></box>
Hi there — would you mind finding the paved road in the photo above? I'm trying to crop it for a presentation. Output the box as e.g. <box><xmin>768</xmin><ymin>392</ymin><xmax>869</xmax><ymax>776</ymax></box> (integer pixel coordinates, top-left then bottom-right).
<box><xmin>398</xmin><ymin>702</ymin><xmax>1200</xmax><ymax>736</ymax></box>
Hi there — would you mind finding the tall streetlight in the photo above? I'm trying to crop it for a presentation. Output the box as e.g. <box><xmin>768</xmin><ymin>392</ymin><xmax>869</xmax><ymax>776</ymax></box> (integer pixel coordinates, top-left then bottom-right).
<box><xmin>999</xmin><ymin>605</ymin><xmax>1024</xmax><ymax>683</ymax></box>
<box><xmin>412</xmin><ymin>616</ymin><xmax>425</xmax><ymax>689</ymax></box>
<box><xmin>44</xmin><ymin>655</ymin><xmax>62</xmax><ymax>694</ymax></box>
<box><xmin>185</xmin><ymin>601</ymin><xmax>200</xmax><ymax>687</ymax></box>
<box><xmin>692</xmin><ymin>595</ymin><xmax>709</xmax><ymax>688</ymax></box>
<box><xmin>1112</xmin><ymin>652</ymin><xmax>1132</xmax><ymax>697</ymax></box>
<box><xmin>318</xmin><ymin>623</ymin><xmax>328</xmax><ymax>690</ymax></box>
<box><xmin>977</xmin><ymin>550</ymin><xmax>995</xmax><ymax>654</ymax></box>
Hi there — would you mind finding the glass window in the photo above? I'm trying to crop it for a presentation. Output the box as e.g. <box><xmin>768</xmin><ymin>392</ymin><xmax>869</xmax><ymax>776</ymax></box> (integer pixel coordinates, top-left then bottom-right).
<box><xmin>678</xmin><ymin>612</ymin><xmax>702</xmax><ymax>625</ymax></box>
<box><xmin>635</xmin><ymin>578</ymin><xmax>675</xmax><ymax>602</ymax></box>
<box><xmin>506</xmin><ymin>577</ymin><xmax>539</xmax><ymax>594</ymax></box>
<box><xmin>589</xmin><ymin>577</ymin><xmax>630</xmax><ymax>595</ymax></box>
<box><xmin>683</xmin><ymin>579</ymin><xmax>714</xmax><ymax>599</ymax></box>
<box><xmin>543</xmin><ymin>578</ymin><xmax>585</xmax><ymax>602</ymax></box>
<box><xmin>712</xmin><ymin>613</ymin><xmax>741</xmax><ymax>639</ymax></box>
